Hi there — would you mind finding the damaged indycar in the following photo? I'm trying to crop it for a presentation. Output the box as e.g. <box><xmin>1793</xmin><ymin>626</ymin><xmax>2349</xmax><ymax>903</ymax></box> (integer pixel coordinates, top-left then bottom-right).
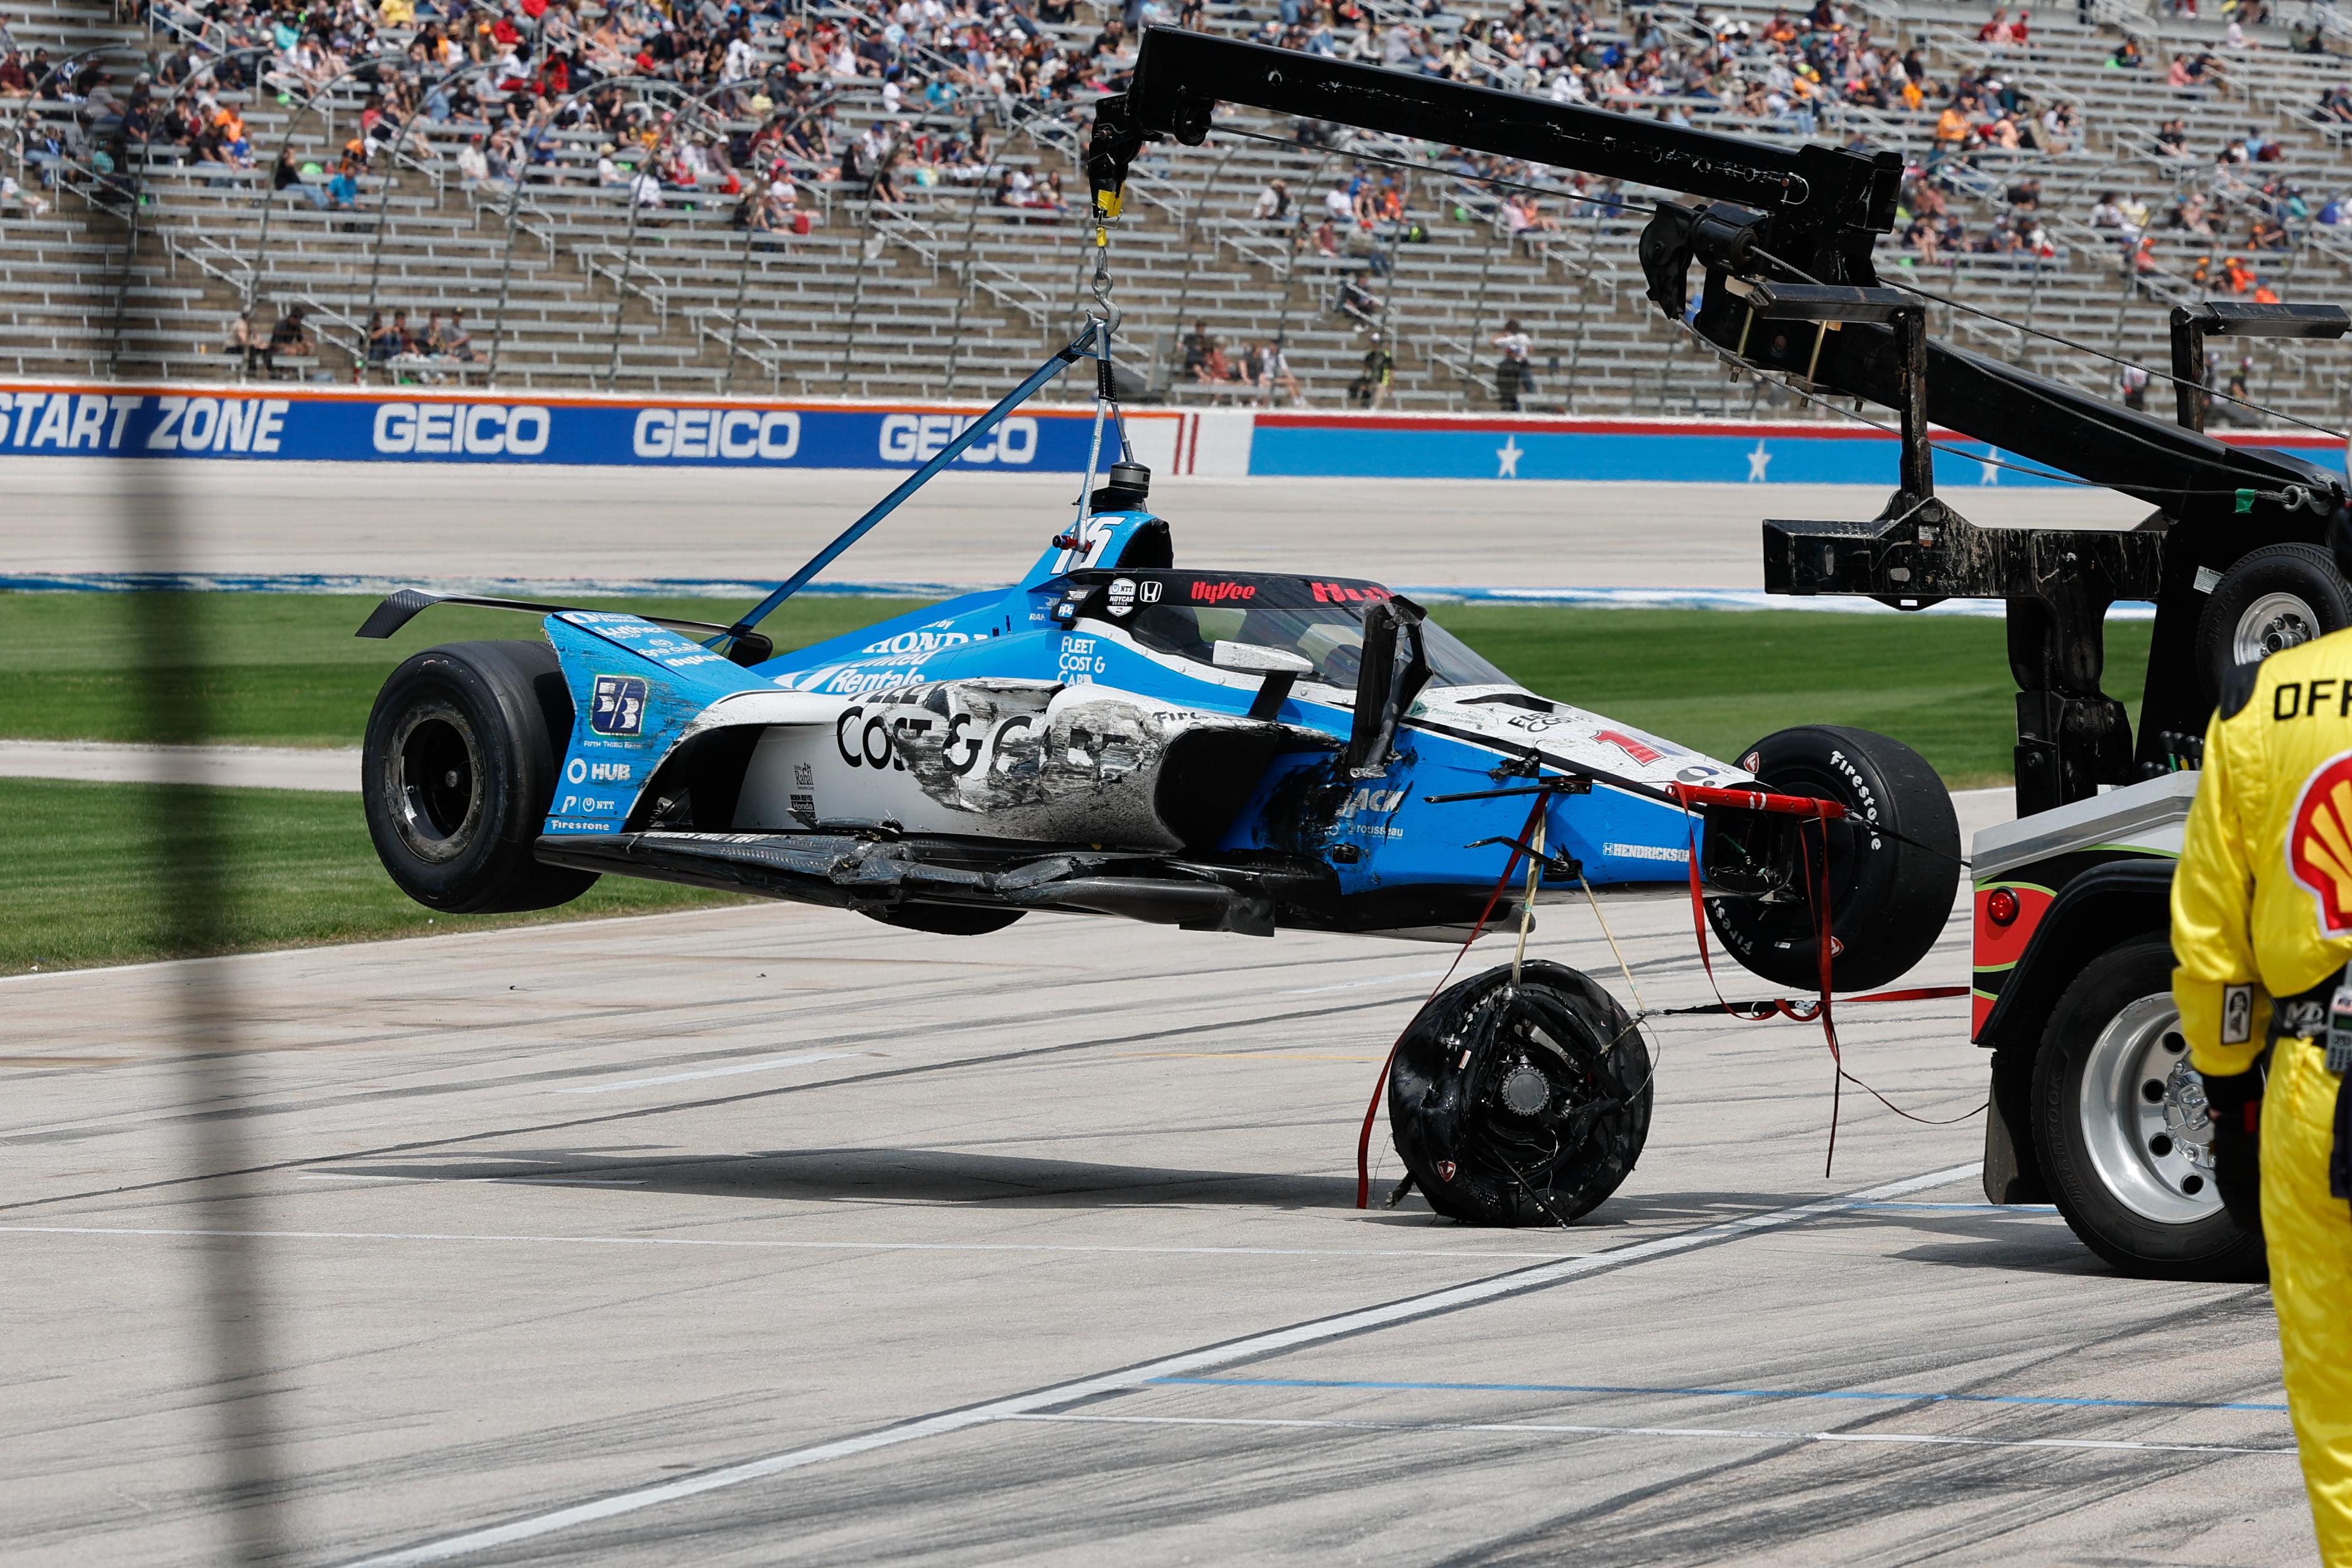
<box><xmin>356</xmin><ymin>457</ymin><xmax>1957</xmax><ymax>1226</ymax></box>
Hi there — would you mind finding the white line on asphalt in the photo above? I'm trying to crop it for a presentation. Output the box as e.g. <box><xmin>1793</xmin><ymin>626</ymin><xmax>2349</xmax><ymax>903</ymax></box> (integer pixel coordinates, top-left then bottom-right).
<box><xmin>1272</xmin><ymin>967</ymin><xmax>1452</xmax><ymax>997</ymax></box>
<box><xmin>331</xmin><ymin>1160</ymin><xmax>1981</xmax><ymax>1567</ymax></box>
<box><xmin>0</xmin><ymin>1222</ymin><xmax>1598</xmax><ymax>1262</ymax></box>
<box><xmin>998</xmin><ymin>1412</ymin><xmax>2294</xmax><ymax>1458</ymax></box>
<box><xmin>553</xmin><ymin>1052</ymin><xmax>859</xmax><ymax>1093</ymax></box>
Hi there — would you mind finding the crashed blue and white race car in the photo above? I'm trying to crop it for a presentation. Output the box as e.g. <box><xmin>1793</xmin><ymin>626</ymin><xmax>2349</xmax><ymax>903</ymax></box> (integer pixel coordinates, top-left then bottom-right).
<box><xmin>357</xmin><ymin>459</ymin><xmax>1957</xmax><ymax>1224</ymax></box>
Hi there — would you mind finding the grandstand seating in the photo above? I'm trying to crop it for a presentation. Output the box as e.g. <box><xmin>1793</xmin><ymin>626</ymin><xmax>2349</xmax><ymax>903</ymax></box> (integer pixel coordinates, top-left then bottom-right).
<box><xmin>4</xmin><ymin>0</ymin><xmax>2349</xmax><ymax>425</ymax></box>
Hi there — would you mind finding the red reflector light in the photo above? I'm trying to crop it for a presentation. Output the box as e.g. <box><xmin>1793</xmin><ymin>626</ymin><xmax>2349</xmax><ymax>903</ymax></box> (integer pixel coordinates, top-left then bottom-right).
<box><xmin>1986</xmin><ymin>887</ymin><xmax>2020</xmax><ymax>927</ymax></box>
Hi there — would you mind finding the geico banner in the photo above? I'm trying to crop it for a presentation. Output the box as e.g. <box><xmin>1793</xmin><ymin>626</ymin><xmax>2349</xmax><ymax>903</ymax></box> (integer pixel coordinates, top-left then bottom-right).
<box><xmin>0</xmin><ymin>386</ymin><xmax>1109</xmax><ymax>469</ymax></box>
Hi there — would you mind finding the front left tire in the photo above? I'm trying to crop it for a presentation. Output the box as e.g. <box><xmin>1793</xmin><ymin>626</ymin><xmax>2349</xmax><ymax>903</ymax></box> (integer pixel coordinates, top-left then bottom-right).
<box><xmin>363</xmin><ymin>640</ymin><xmax>599</xmax><ymax>914</ymax></box>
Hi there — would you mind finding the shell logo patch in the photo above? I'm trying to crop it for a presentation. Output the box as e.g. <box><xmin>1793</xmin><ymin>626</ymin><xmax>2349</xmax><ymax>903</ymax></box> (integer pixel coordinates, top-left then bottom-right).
<box><xmin>2286</xmin><ymin>750</ymin><xmax>2352</xmax><ymax>935</ymax></box>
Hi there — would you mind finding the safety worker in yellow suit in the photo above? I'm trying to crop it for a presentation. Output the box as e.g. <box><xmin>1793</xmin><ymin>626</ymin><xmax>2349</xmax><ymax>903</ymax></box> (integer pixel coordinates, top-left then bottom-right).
<box><xmin>2174</xmin><ymin>627</ymin><xmax>2352</xmax><ymax>1567</ymax></box>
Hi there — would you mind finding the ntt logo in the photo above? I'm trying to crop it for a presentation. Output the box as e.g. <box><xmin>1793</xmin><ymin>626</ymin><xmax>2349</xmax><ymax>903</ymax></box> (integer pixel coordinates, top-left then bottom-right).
<box><xmin>373</xmin><ymin>403</ymin><xmax>551</xmax><ymax>456</ymax></box>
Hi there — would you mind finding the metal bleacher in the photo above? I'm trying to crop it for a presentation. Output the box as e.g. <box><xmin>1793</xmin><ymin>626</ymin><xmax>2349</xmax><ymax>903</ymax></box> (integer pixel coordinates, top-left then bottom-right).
<box><xmin>5</xmin><ymin>0</ymin><xmax>2350</xmax><ymax>422</ymax></box>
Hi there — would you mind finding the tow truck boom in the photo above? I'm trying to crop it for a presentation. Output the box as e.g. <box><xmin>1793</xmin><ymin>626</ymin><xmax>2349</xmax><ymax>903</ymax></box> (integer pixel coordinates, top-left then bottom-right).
<box><xmin>1086</xmin><ymin>30</ymin><xmax>2352</xmax><ymax>814</ymax></box>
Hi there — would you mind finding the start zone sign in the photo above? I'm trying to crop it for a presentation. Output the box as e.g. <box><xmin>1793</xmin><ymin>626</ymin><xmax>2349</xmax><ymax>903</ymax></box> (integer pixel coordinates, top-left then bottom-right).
<box><xmin>0</xmin><ymin>384</ymin><xmax>1119</xmax><ymax>470</ymax></box>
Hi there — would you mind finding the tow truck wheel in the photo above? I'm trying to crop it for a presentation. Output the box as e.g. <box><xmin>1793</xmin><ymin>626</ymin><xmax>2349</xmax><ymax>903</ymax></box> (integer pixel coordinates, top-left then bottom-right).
<box><xmin>2195</xmin><ymin>543</ymin><xmax>2351</xmax><ymax>709</ymax></box>
<box><xmin>1388</xmin><ymin>961</ymin><xmax>1653</xmax><ymax>1226</ymax></box>
<box><xmin>362</xmin><ymin>640</ymin><xmax>600</xmax><ymax>915</ymax></box>
<box><xmin>1704</xmin><ymin>725</ymin><xmax>1959</xmax><ymax>994</ymax></box>
<box><xmin>2032</xmin><ymin>935</ymin><xmax>2265</xmax><ymax>1280</ymax></box>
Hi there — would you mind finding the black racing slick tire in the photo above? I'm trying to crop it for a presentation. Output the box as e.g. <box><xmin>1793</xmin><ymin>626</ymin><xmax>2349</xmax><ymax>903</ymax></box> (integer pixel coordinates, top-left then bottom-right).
<box><xmin>1705</xmin><ymin>725</ymin><xmax>1959</xmax><ymax>994</ymax></box>
<box><xmin>1389</xmin><ymin>961</ymin><xmax>1653</xmax><ymax>1227</ymax></box>
<box><xmin>362</xmin><ymin>640</ymin><xmax>599</xmax><ymax>915</ymax></box>
<box><xmin>2194</xmin><ymin>543</ymin><xmax>2351</xmax><ymax>712</ymax></box>
<box><xmin>2030</xmin><ymin>935</ymin><xmax>2266</xmax><ymax>1282</ymax></box>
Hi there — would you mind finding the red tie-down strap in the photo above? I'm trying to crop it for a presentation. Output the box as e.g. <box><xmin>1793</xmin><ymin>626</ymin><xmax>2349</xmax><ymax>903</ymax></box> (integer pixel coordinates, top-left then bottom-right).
<box><xmin>1354</xmin><ymin>793</ymin><xmax>1547</xmax><ymax>1209</ymax></box>
<box><xmin>1678</xmin><ymin>792</ymin><xmax>1978</xmax><ymax>1176</ymax></box>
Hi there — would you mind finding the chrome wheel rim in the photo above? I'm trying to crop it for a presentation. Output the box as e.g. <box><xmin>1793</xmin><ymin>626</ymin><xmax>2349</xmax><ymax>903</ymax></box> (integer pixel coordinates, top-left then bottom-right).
<box><xmin>2233</xmin><ymin>591</ymin><xmax>2321</xmax><ymax>665</ymax></box>
<box><xmin>2077</xmin><ymin>993</ymin><xmax>2219</xmax><ymax>1225</ymax></box>
<box><xmin>387</xmin><ymin>700</ymin><xmax>485</xmax><ymax>864</ymax></box>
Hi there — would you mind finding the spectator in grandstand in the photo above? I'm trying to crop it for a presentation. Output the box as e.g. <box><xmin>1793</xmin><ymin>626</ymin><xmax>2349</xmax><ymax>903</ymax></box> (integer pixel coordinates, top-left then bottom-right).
<box><xmin>1351</xmin><ymin>331</ymin><xmax>1393</xmax><ymax>409</ymax></box>
<box><xmin>442</xmin><ymin>310</ymin><xmax>479</xmax><ymax>364</ymax></box>
<box><xmin>1492</xmin><ymin>318</ymin><xmax>1533</xmax><ymax>411</ymax></box>
<box><xmin>2320</xmin><ymin>86</ymin><xmax>2352</xmax><ymax>127</ymax></box>
<box><xmin>270</xmin><ymin>148</ymin><xmax>322</xmax><ymax>211</ymax></box>
<box><xmin>2107</xmin><ymin>36</ymin><xmax>2144</xmax><ymax>68</ymax></box>
<box><xmin>326</xmin><ymin>156</ymin><xmax>361</xmax><ymax>210</ymax></box>
<box><xmin>1255</xmin><ymin>341</ymin><xmax>1303</xmax><ymax>406</ymax></box>
<box><xmin>2089</xmin><ymin>189</ymin><xmax>2133</xmax><ymax>240</ymax></box>
<box><xmin>0</xmin><ymin>50</ymin><xmax>28</xmax><ymax>96</ymax></box>
<box><xmin>1181</xmin><ymin>322</ymin><xmax>1214</xmax><ymax>382</ymax></box>
<box><xmin>1</xmin><ymin>168</ymin><xmax>47</xmax><ymax>217</ymax></box>
<box><xmin>2118</xmin><ymin>363</ymin><xmax>2150</xmax><ymax>410</ymax></box>
<box><xmin>2155</xmin><ymin>117</ymin><xmax>2190</xmax><ymax>155</ymax></box>
<box><xmin>266</xmin><ymin>305</ymin><xmax>314</xmax><ymax>379</ymax></box>
<box><xmin>455</xmin><ymin>135</ymin><xmax>490</xmax><ymax>186</ymax></box>
<box><xmin>2250</xmin><ymin>214</ymin><xmax>2290</xmax><ymax>251</ymax></box>
<box><xmin>364</xmin><ymin>311</ymin><xmax>398</xmax><ymax>366</ymax></box>
<box><xmin>1253</xmin><ymin>178</ymin><xmax>1292</xmax><ymax>222</ymax></box>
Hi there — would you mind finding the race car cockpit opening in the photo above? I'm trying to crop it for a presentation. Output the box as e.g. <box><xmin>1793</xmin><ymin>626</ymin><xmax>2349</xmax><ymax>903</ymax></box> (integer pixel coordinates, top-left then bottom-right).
<box><xmin>1065</xmin><ymin>571</ymin><xmax>1510</xmax><ymax>694</ymax></box>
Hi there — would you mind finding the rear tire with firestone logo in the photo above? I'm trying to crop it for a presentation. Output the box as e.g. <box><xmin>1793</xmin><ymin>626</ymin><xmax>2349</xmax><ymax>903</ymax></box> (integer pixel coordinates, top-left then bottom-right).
<box><xmin>2032</xmin><ymin>935</ymin><xmax>2265</xmax><ymax>1281</ymax></box>
<box><xmin>362</xmin><ymin>640</ymin><xmax>599</xmax><ymax>914</ymax></box>
<box><xmin>1704</xmin><ymin>724</ymin><xmax>1959</xmax><ymax>993</ymax></box>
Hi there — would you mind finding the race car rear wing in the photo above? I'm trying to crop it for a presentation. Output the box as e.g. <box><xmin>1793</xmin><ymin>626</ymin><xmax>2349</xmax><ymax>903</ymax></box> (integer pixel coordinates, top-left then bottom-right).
<box><xmin>354</xmin><ymin>588</ymin><xmax>774</xmax><ymax>666</ymax></box>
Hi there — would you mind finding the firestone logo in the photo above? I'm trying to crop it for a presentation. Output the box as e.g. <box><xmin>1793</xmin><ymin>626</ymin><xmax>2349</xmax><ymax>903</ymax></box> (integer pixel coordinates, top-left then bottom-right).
<box><xmin>1191</xmin><ymin>581</ymin><xmax>1255</xmax><ymax>604</ymax></box>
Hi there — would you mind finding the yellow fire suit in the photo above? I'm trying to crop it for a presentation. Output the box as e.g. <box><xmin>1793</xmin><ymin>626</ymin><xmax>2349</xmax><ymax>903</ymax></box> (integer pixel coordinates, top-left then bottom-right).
<box><xmin>2173</xmin><ymin>633</ymin><xmax>2352</xmax><ymax>1565</ymax></box>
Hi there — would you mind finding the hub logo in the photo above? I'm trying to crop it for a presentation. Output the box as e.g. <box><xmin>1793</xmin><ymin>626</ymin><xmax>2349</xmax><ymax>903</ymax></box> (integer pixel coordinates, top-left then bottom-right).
<box><xmin>589</xmin><ymin>675</ymin><xmax>648</xmax><ymax>736</ymax></box>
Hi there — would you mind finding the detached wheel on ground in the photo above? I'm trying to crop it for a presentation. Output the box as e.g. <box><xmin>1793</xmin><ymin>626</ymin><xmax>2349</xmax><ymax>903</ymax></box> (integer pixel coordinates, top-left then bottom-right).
<box><xmin>2031</xmin><ymin>935</ymin><xmax>2265</xmax><ymax>1281</ymax></box>
<box><xmin>362</xmin><ymin>640</ymin><xmax>599</xmax><ymax>914</ymax></box>
<box><xmin>1704</xmin><ymin>724</ymin><xmax>1960</xmax><ymax>993</ymax></box>
<box><xmin>2194</xmin><ymin>543</ymin><xmax>2351</xmax><ymax>710</ymax></box>
<box><xmin>1389</xmin><ymin>960</ymin><xmax>1653</xmax><ymax>1226</ymax></box>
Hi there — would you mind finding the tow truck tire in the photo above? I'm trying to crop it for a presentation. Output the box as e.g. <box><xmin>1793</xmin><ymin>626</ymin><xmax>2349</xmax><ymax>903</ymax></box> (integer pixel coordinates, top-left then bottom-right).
<box><xmin>2030</xmin><ymin>935</ymin><xmax>2265</xmax><ymax>1281</ymax></box>
<box><xmin>1389</xmin><ymin>961</ymin><xmax>1653</xmax><ymax>1226</ymax></box>
<box><xmin>2194</xmin><ymin>543</ymin><xmax>2351</xmax><ymax>710</ymax></box>
<box><xmin>363</xmin><ymin>640</ymin><xmax>600</xmax><ymax>915</ymax></box>
<box><xmin>1705</xmin><ymin>725</ymin><xmax>1959</xmax><ymax>993</ymax></box>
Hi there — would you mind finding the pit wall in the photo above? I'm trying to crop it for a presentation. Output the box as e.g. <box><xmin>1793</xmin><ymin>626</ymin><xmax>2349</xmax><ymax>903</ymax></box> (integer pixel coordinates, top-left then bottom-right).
<box><xmin>0</xmin><ymin>382</ymin><xmax>2333</xmax><ymax>485</ymax></box>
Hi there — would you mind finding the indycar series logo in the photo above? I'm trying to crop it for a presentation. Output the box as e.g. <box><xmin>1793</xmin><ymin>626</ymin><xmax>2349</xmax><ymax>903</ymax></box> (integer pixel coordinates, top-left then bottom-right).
<box><xmin>589</xmin><ymin>675</ymin><xmax>648</xmax><ymax>736</ymax></box>
<box><xmin>2287</xmin><ymin>749</ymin><xmax>2352</xmax><ymax>934</ymax></box>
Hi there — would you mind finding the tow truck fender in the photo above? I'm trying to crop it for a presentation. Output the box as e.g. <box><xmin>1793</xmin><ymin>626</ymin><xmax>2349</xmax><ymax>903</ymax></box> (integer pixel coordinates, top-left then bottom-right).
<box><xmin>1974</xmin><ymin>857</ymin><xmax>2176</xmax><ymax>1204</ymax></box>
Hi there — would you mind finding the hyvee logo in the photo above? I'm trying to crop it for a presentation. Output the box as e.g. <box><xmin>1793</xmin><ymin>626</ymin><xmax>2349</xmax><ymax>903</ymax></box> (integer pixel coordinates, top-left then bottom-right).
<box><xmin>374</xmin><ymin>403</ymin><xmax>550</xmax><ymax>456</ymax></box>
<box><xmin>589</xmin><ymin>675</ymin><xmax>648</xmax><ymax>736</ymax></box>
<box><xmin>1190</xmin><ymin>580</ymin><xmax>1255</xmax><ymax>604</ymax></box>
<box><xmin>2287</xmin><ymin>749</ymin><xmax>2352</xmax><ymax>934</ymax></box>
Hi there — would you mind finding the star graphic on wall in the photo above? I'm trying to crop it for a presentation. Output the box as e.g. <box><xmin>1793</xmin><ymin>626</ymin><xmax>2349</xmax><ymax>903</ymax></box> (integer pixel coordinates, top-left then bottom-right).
<box><xmin>1746</xmin><ymin>440</ymin><xmax>1772</xmax><ymax>482</ymax></box>
<box><xmin>1496</xmin><ymin>435</ymin><xmax>1523</xmax><ymax>479</ymax></box>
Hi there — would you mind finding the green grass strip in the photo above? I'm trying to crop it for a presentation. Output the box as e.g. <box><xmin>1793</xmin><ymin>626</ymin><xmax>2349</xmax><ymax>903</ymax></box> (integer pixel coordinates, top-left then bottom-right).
<box><xmin>0</xmin><ymin>778</ymin><xmax>748</xmax><ymax>976</ymax></box>
<box><xmin>1</xmin><ymin>591</ymin><xmax>2147</xmax><ymax>788</ymax></box>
